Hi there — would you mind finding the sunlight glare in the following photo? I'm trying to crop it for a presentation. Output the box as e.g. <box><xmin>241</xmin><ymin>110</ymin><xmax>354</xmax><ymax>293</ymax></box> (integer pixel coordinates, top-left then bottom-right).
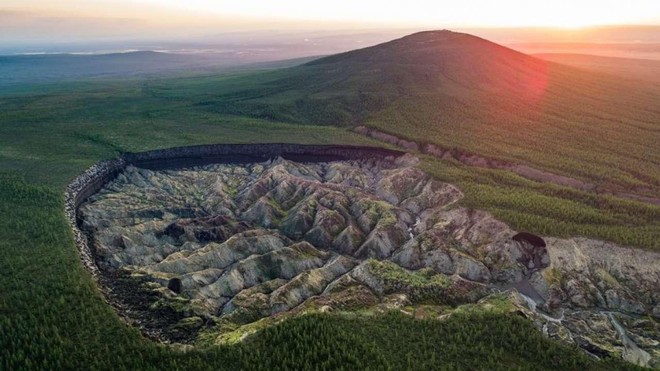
<box><xmin>140</xmin><ymin>0</ymin><xmax>660</xmax><ymax>28</ymax></box>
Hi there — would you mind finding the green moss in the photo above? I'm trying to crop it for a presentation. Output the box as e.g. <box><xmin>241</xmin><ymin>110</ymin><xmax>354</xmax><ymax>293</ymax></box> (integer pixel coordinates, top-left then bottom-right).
<box><xmin>150</xmin><ymin>295</ymin><xmax>191</xmax><ymax>314</ymax></box>
<box><xmin>543</xmin><ymin>268</ymin><xmax>563</xmax><ymax>287</ymax></box>
<box><xmin>199</xmin><ymin>317</ymin><xmax>278</xmax><ymax>346</ymax></box>
<box><xmin>356</xmin><ymin>199</ymin><xmax>398</xmax><ymax>228</ymax></box>
<box><xmin>226</xmin><ymin>185</ymin><xmax>238</xmax><ymax>197</ymax></box>
<box><xmin>172</xmin><ymin>316</ymin><xmax>204</xmax><ymax>330</ymax></box>
<box><xmin>594</xmin><ymin>268</ymin><xmax>621</xmax><ymax>288</ymax></box>
<box><xmin>448</xmin><ymin>293</ymin><xmax>518</xmax><ymax>317</ymax></box>
<box><xmin>368</xmin><ymin>259</ymin><xmax>450</xmax><ymax>288</ymax></box>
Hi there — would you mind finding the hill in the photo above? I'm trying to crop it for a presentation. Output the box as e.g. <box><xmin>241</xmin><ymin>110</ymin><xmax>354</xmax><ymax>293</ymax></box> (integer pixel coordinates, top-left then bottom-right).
<box><xmin>203</xmin><ymin>30</ymin><xmax>660</xmax><ymax>200</ymax></box>
<box><xmin>1</xmin><ymin>31</ymin><xmax>658</xmax><ymax>251</ymax></box>
<box><xmin>0</xmin><ymin>51</ymin><xmax>319</xmax><ymax>89</ymax></box>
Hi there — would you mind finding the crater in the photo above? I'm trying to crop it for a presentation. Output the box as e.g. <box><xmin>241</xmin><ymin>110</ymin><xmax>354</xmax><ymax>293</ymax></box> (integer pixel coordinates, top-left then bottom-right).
<box><xmin>76</xmin><ymin>151</ymin><xmax>540</xmax><ymax>340</ymax></box>
<box><xmin>69</xmin><ymin>145</ymin><xmax>660</xmax><ymax>367</ymax></box>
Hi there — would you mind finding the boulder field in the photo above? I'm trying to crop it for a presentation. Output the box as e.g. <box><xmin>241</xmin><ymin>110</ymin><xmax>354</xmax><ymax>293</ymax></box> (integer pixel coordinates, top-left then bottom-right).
<box><xmin>78</xmin><ymin>154</ymin><xmax>659</xmax><ymax>366</ymax></box>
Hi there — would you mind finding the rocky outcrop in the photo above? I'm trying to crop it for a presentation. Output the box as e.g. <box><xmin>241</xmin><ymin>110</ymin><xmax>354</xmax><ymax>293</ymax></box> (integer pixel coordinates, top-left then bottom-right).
<box><xmin>75</xmin><ymin>150</ymin><xmax>660</xmax><ymax>365</ymax></box>
<box><xmin>79</xmin><ymin>156</ymin><xmax>465</xmax><ymax>321</ymax></box>
<box><xmin>499</xmin><ymin>236</ymin><xmax>660</xmax><ymax>367</ymax></box>
<box><xmin>64</xmin><ymin>144</ymin><xmax>405</xmax><ymax>342</ymax></box>
<box><xmin>65</xmin><ymin>145</ymin><xmax>405</xmax><ymax>275</ymax></box>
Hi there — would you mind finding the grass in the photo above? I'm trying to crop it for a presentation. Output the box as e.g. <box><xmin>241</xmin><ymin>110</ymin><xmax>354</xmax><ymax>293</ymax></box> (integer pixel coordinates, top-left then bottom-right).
<box><xmin>419</xmin><ymin>156</ymin><xmax>660</xmax><ymax>249</ymax></box>
<box><xmin>181</xmin><ymin>31</ymin><xmax>660</xmax><ymax>199</ymax></box>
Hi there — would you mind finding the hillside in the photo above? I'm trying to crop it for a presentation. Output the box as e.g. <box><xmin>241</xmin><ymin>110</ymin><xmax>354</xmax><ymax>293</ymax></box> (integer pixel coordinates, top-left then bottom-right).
<box><xmin>204</xmin><ymin>30</ymin><xmax>660</xmax><ymax>200</ymax></box>
<box><xmin>0</xmin><ymin>51</ymin><xmax>318</xmax><ymax>89</ymax></box>
<box><xmin>1</xmin><ymin>31</ymin><xmax>658</xmax><ymax>252</ymax></box>
<box><xmin>535</xmin><ymin>53</ymin><xmax>660</xmax><ymax>83</ymax></box>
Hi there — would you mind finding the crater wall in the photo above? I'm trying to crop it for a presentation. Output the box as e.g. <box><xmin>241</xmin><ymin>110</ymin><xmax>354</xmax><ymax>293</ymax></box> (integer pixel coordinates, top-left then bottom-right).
<box><xmin>65</xmin><ymin>144</ymin><xmax>404</xmax><ymax>276</ymax></box>
<box><xmin>122</xmin><ymin>143</ymin><xmax>404</xmax><ymax>171</ymax></box>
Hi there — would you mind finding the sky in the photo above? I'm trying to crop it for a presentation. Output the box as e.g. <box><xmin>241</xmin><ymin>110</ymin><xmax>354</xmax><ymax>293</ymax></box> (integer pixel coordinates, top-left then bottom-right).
<box><xmin>3</xmin><ymin>0</ymin><xmax>660</xmax><ymax>40</ymax></box>
<box><xmin>142</xmin><ymin>0</ymin><xmax>660</xmax><ymax>28</ymax></box>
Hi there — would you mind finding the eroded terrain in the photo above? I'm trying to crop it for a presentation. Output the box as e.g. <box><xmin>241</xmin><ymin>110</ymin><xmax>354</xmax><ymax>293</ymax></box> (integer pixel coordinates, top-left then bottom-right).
<box><xmin>79</xmin><ymin>155</ymin><xmax>660</xmax><ymax>366</ymax></box>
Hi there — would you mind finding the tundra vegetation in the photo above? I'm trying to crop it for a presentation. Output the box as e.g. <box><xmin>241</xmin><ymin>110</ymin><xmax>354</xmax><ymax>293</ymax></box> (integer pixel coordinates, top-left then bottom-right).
<box><xmin>1</xmin><ymin>30</ymin><xmax>658</xmax><ymax>369</ymax></box>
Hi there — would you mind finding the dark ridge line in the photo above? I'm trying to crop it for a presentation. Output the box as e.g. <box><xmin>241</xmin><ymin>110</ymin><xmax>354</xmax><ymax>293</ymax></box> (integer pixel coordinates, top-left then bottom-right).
<box><xmin>353</xmin><ymin>126</ymin><xmax>660</xmax><ymax>205</ymax></box>
<box><xmin>122</xmin><ymin>143</ymin><xmax>405</xmax><ymax>171</ymax></box>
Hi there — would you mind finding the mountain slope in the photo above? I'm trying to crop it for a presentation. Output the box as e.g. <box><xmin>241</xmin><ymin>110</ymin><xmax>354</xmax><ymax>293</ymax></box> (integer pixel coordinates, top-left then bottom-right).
<box><xmin>205</xmin><ymin>30</ymin><xmax>660</xmax><ymax>198</ymax></box>
<box><xmin>0</xmin><ymin>51</ymin><xmax>317</xmax><ymax>88</ymax></box>
<box><xmin>534</xmin><ymin>53</ymin><xmax>660</xmax><ymax>83</ymax></box>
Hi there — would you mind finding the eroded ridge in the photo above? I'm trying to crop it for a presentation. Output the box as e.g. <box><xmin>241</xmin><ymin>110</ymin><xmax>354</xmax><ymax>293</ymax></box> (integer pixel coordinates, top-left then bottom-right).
<box><xmin>79</xmin><ymin>155</ymin><xmax>660</xmax><ymax>366</ymax></box>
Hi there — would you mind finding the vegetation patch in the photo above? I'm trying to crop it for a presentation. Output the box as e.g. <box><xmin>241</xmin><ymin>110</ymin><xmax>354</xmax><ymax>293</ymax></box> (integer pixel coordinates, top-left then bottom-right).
<box><xmin>368</xmin><ymin>259</ymin><xmax>450</xmax><ymax>288</ymax></box>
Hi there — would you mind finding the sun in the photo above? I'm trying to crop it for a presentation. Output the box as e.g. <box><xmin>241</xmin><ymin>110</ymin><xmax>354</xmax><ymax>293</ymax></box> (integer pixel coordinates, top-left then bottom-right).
<box><xmin>548</xmin><ymin>17</ymin><xmax>597</xmax><ymax>30</ymax></box>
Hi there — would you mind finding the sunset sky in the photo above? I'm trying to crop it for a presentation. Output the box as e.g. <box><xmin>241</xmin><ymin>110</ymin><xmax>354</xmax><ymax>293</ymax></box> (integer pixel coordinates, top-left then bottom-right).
<box><xmin>2</xmin><ymin>0</ymin><xmax>660</xmax><ymax>42</ymax></box>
